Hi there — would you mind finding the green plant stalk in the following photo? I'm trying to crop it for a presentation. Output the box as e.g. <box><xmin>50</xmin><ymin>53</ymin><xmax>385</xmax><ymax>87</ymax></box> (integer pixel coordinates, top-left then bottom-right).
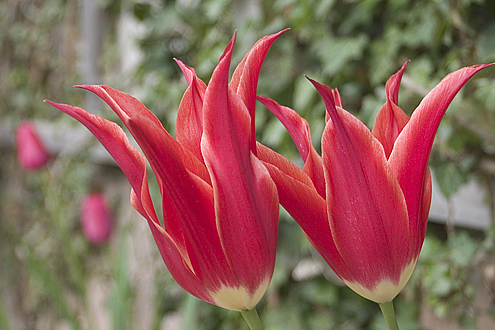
<box><xmin>110</xmin><ymin>233</ymin><xmax>132</xmax><ymax>330</ymax></box>
<box><xmin>181</xmin><ymin>295</ymin><xmax>201</xmax><ymax>330</ymax></box>
<box><xmin>379</xmin><ymin>301</ymin><xmax>400</xmax><ymax>330</ymax></box>
<box><xmin>240</xmin><ymin>308</ymin><xmax>264</xmax><ymax>330</ymax></box>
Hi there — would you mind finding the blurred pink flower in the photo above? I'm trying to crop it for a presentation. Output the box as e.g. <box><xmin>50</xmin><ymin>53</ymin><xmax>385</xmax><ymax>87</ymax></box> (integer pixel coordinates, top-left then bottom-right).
<box><xmin>16</xmin><ymin>121</ymin><xmax>50</xmax><ymax>170</ymax></box>
<box><xmin>81</xmin><ymin>194</ymin><xmax>113</xmax><ymax>245</ymax></box>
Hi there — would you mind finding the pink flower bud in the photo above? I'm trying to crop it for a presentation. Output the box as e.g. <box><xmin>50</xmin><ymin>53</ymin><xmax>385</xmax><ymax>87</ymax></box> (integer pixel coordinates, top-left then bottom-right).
<box><xmin>16</xmin><ymin>121</ymin><xmax>50</xmax><ymax>170</ymax></box>
<box><xmin>81</xmin><ymin>194</ymin><xmax>113</xmax><ymax>245</ymax></box>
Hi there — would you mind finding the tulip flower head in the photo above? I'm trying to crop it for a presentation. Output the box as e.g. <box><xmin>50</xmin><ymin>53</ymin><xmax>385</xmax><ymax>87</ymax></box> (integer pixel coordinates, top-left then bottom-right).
<box><xmin>46</xmin><ymin>30</ymin><xmax>286</xmax><ymax>311</ymax></box>
<box><xmin>16</xmin><ymin>121</ymin><xmax>50</xmax><ymax>170</ymax></box>
<box><xmin>257</xmin><ymin>62</ymin><xmax>493</xmax><ymax>303</ymax></box>
<box><xmin>81</xmin><ymin>194</ymin><xmax>113</xmax><ymax>245</ymax></box>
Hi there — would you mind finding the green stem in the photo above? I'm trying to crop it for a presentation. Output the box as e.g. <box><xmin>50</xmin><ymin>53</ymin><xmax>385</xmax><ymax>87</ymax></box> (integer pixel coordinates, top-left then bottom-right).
<box><xmin>379</xmin><ymin>301</ymin><xmax>400</xmax><ymax>330</ymax></box>
<box><xmin>240</xmin><ymin>308</ymin><xmax>264</xmax><ymax>330</ymax></box>
<box><xmin>181</xmin><ymin>295</ymin><xmax>200</xmax><ymax>330</ymax></box>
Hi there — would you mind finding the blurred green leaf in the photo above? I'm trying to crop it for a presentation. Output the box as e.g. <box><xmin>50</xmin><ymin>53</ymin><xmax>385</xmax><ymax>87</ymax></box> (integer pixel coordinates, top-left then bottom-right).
<box><xmin>434</xmin><ymin>162</ymin><xmax>468</xmax><ymax>198</ymax></box>
<box><xmin>449</xmin><ymin>232</ymin><xmax>478</xmax><ymax>267</ymax></box>
<box><xmin>474</xmin><ymin>79</ymin><xmax>495</xmax><ymax>112</ymax></box>
<box><xmin>316</xmin><ymin>35</ymin><xmax>369</xmax><ymax>76</ymax></box>
<box><xmin>477</xmin><ymin>22</ymin><xmax>495</xmax><ymax>62</ymax></box>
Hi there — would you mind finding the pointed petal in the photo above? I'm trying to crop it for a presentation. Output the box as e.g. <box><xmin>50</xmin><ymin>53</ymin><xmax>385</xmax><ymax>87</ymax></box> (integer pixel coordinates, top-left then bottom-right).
<box><xmin>311</xmin><ymin>78</ymin><xmax>412</xmax><ymax>289</ymax></box>
<box><xmin>256</xmin><ymin>143</ymin><xmax>353</xmax><ymax>280</ymax></box>
<box><xmin>256</xmin><ymin>142</ymin><xmax>315</xmax><ymax>190</ymax></box>
<box><xmin>325</xmin><ymin>88</ymin><xmax>342</xmax><ymax>123</ymax></box>
<box><xmin>372</xmin><ymin>62</ymin><xmax>410</xmax><ymax>158</ymax></box>
<box><xmin>175</xmin><ymin>59</ymin><xmax>196</xmax><ymax>86</ymax></box>
<box><xmin>230</xmin><ymin>29</ymin><xmax>289</xmax><ymax>153</ymax></box>
<box><xmin>257</xmin><ymin>95</ymin><xmax>325</xmax><ymax>197</ymax></box>
<box><xmin>76</xmin><ymin>84</ymin><xmax>162</xmax><ymax>129</ymax></box>
<box><xmin>77</xmin><ymin>84</ymin><xmax>211</xmax><ymax>184</ymax></box>
<box><xmin>45</xmin><ymin>101</ymin><xmax>155</xmax><ymax>216</ymax></box>
<box><xmin>127</xmin><ymin>114</ymin><xmax>238</xmax><ymax>293</ymax></box>
<box><xmin>389</xmin><ymin>63</ymin><xmax>493</xmax><ymax>255</ymax></box>
<box><xmin>202</xmin><ymin>37</ymin><xmax>279</xmax><ymax>295</ymax></box>
<box><xmin>175</xmin><ymin>60</ymin><xmax>208</xmax><ymax>162</ymax></box>
<box><xmin>257</xmin><ymin>96</ymin><xmax>310</xmax><ymax>160</ymax></box>
<box><xmin>44</xmin><ymin>103</ymin><xmax>197</xmax><ymax>290</ymax></box>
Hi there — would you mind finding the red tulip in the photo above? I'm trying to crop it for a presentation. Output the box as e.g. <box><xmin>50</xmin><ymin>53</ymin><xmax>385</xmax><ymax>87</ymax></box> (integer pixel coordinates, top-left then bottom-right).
<box><xmin>16</xmin><ymin>121</ymin><xmax>50</xmax><ymax>170</ymax></box>
<box><xmin>81</xmin><ymin>194</ymin><xmax>113</xmax><ymax>245</ymax></box>
<box><xmin>257</xmin><ymin>62</ymin><xmax>493</xmax><ymax>303</ymax></box>
<box><xmin>46</xmin><ymin>30</ymin><xmax>285</xmax><ymax>311</ymax></box>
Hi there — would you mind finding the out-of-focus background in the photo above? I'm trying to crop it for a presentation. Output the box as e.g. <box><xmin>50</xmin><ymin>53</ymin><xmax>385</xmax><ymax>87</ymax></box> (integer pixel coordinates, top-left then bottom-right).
<box><xmin>1</xmin><ymin>0</ymin><xmax>495</xmax><ymax>329</ymax></box>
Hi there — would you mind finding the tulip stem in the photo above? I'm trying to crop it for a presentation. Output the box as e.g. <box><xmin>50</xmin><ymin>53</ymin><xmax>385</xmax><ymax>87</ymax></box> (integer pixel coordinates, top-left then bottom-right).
<box><xmin>379</xmin><ymin>301</ymin><xmax>400</xmax><ymax>330</ymax></box>
<box><xmin>240</xmin><ymin>308</ymin><xmax>264</xmax><ymax>330</ymax></box>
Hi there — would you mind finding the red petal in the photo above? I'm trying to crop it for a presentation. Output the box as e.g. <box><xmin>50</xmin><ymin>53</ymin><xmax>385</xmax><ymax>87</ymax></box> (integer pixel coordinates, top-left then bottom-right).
<box><xmin>257</xmin><ymin>95</ymin><xmax>325</xmax><ymax>198</ymax></box>
<box><xmin>325</xmin><ymin>88</ymin><xmax>342</xmax><ymax>123</ymax></box>
<box><xmin>45</xmin><ymin>103</ymin><xmax>203</xmax><ymax>291</ymax></box>
<box><xmin>175</xmin><ymin>60</ymin><xmax>208</xmax><ymax>162</ymax></box>
<box><xmin>230</xmin><ymin>29</ymin><xmax>289</xmax><ymax>153</ymax></box>
<box><xmin>146</xmin><ymin>215</ymin><xmax>215</xmax><ymax>304</ymax></box>
<box><xmin>128</xmin><ymin>114</ymin><xmax>239</xmax><ymax>292</ymax></box>
<box><xmin>202</xmin><ymin>35</ymin><xmax>279</xmax><ymax>294</ymax></box>
<box><xmin>256</xmin><ymin>143</ymin><xmax>353</xmax><ymax>280</ymax></box>
<box><xmin>372</xmin><ymin>62</ymin><xmax>410</xmax><ymax>158</ymax></box>
<box><xmin>389</xmin><ymin>63</ymin><xmax>493</xmax><ymax>256</ymax></box>
<box><xmin>45</xmin><ymin>101</ymin><xmax>155</xmax><ymax>217</ymax></box>
<box><xmin>77</xmin><ymin>85</ymin><xmax>211</xmax><ymax>184</ymax></box>
<box><xmin>76</xmin><ymin>85</ymin><xmax>162</xmax><ymax>130</ymax></box>
<box><xmin>312</xmin><ymin>78</ymin><xmax>412</xmax><ymax>288</ymax></box>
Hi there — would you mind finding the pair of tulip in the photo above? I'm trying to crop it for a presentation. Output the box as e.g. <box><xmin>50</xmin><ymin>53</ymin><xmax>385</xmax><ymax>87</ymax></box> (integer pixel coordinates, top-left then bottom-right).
<box><xmin>47</xmin><ymin>30</ymin><xmax>492</xmax><ymax>315</ymax></box>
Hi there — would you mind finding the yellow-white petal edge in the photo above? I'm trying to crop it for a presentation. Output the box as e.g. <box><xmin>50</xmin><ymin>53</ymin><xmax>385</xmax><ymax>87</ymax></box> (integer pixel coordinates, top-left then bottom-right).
<box><xmin>343</xmin><ymin>260</ymin><xmax>416</xmax><ymax>303</ymax></box>
<box><xmin>209</xmin><ymin>278</ymin><xmax>270</xmax><ymax>311</ymax></box>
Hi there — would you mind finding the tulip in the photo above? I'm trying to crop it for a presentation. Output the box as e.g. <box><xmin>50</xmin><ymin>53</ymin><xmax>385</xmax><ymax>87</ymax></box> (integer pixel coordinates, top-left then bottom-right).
<box><xmin>256</xmin><ymin>62</ymin><xmax>493</xmax><ymax>305</ymax></box>
<box><xmin>81</xmin><ymin>194</ymin><xmax>113</xmax><ymax>245</ymax></box>
<box><xmin>46</xmin><ymin>30</ymin><xmax>285</xmax><ymax>314</ymax></box>
<box><xmin>16</xmin><ymin>121</ymin><xmax>50</xmax><ymax>170</ymax></box>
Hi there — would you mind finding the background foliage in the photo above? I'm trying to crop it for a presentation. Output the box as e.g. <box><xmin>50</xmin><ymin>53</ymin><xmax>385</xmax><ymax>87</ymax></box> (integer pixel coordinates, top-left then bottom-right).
<box><xmin>1</xmin><ymin>0</ymin><xmax>495</xmax><ymax>329</ymax></box>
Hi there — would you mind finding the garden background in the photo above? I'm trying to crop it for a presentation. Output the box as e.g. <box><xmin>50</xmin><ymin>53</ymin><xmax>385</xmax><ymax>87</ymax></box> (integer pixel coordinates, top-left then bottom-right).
<box><xmin>1</xmin><ymin>0</ymin><xmax>495</xmax><ymax>329</ymax></box>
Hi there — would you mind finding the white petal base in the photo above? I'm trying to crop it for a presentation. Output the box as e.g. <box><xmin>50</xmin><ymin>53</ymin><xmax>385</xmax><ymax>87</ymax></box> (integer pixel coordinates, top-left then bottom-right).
<box><xmin>344</xmin><ymin>260</ymin><xmax>416</xmax><ymax>303</ymax></box>
<box><xmin>209</xmin><ymin>278</ymin><xmax>270</xmax><ymax>311</ymax></box>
